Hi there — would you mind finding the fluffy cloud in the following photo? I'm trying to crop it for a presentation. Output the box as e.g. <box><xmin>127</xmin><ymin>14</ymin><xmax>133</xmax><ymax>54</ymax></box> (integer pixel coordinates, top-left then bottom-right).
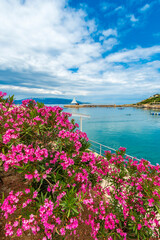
<box><xmin>0</xmin><ymin>0</ymin><xmax>118</xmax><ymax>97</ymax></box>
<box><xmin>127</xmin><ymin>14</ymin><xmax>139</xmax><ymax>22</ymax></box>
<box><xmin>0</xmin><ymin>0</ymin><xmax>160</xmax><ymax>101</ymax></box>
<box><xmin>102</xmin><ymin>29</ymin><xmax>117</xmax><ymax>38</ymax></box>
<box><xmin>140</xmin><ymin>4</ymin><xmax>150</xmax><ymax>12</ymax></box>
<box><xmin>0</xmin><ymin>84</ymin><xmax>62</xmax><ymax>95</ymax></box>
<box><xmin>105</xmin><ymin>46</ymin><xmax>160</xmax><ymax>63</ymax></box>
<box><xmin>0</xmin><ymin>0</ymin><xmax>98</xmax><ymax>71</ymax></box>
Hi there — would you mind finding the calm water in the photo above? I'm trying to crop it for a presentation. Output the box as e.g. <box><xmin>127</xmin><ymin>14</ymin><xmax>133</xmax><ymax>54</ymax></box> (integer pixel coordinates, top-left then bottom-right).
<box><xmin>50</xmin><ymin>105</ymin><xmax>160</xmax><ymax>165</ymax></box>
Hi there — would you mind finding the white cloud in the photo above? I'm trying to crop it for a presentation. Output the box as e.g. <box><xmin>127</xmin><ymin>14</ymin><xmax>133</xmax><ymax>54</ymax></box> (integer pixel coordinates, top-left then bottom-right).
<box><xmin>0</xmin><ymin>0</ymin><xmax>101</xmax><ymax>72</ymax></box>
<box><xmin>0</xmin><ymin>0</ymin><xmax>160</xmax><ymax>101</ymax></box>
<box><xmin>127</xmin><ymin>14</ymin><xmax>139</xmax><ymax>22</ymax></box>
<box><xmin>140</xmin><ymin>4</ymin><xmax>150</xmax><ymax>12</ymax></box>
<box><xmin>102</xmin><ymin>38</ymin><xmax>119</xmax><ymax>51</ymax></box>
<box><xmin>0</xmin><ymin>0</ymin><xmax>119</xmax><ymax>97</ymax></box>
<box><xmin>102</xmin><ymin>29</ymin><xmax>117</xmax><ymax>38</ymax></box>
<box><xmin>115</xmin><ymin>6</ymin><xmax>123</xmax><ymax>12</ymax></box>
<box><xmin>90</xmin><ymin>60</ymin><xmax>160</xmax><ymax>96</ymax></box>
<box><xmin>0</xmin><ymin>85</ymin><xmax>62</xmax><ymax>95</ymax></box>
<box><xmin>105</xmin><ymin>46</ymin><xmax>160</xmax><ymax>63</ymax></box>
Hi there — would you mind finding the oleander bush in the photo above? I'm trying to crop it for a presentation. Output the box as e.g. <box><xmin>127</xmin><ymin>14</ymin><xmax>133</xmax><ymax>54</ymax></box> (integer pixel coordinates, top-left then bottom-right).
<box><xmin>0</xmin><ymin>91</ymin><xmax>160</xmax><ymax>240</ymax></box>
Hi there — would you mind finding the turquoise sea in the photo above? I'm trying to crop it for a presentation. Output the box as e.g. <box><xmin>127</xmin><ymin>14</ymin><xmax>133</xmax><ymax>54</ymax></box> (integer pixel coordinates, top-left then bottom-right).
<box><xmin>50</xmin><ymin>105</ymin><xmax>160</xmax><ymax>165</ymax></box>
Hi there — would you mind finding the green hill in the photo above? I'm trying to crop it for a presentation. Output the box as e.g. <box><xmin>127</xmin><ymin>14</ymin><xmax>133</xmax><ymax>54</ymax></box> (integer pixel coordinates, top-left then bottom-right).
<box><xmin>137</xmin><ymin>94</ymin><xmax>160</xmax><ymax>105</ymax></box>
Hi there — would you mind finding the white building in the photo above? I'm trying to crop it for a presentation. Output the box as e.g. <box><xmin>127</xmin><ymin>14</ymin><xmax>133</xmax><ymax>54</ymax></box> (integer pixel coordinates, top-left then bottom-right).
<box><xmin>71</xmin><ymin>97</ymin><xmax>78</xmax><ymax>104</ymax></box>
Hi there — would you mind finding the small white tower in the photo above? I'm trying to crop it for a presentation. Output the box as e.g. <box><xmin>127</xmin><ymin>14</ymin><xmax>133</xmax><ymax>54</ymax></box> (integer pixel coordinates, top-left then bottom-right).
<box><xmin>71</xmin><ymin>97</ymin><xmax>77</xmax><ymax>104</ymax></box>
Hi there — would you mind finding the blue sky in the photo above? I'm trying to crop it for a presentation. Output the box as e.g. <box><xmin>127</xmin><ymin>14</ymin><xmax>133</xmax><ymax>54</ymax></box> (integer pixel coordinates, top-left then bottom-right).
<box><xmin>0</xmin><ymin>0</ymin><xmax>160</xmax><ymax>104</ymax></box>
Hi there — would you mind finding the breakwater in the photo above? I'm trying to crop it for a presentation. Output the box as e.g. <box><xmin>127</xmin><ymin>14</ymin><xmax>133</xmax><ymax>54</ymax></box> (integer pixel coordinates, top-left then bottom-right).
<box><xmin>64</xmin><ymin>104</ymin><xmax>134</xmax><ymax>108</ymax></box>
<box><xmin>64</xmin><ymin>104</ymin><xmax>160</xmax><ymax>109</ymax></box>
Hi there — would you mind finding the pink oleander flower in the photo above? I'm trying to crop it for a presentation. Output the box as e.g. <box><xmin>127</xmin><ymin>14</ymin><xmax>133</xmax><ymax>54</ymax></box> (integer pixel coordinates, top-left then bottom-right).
<box><xmin>119</xmin><ymin>147</ymin><xmax>126</xmax><ymax>152</ymax></box>
<box><xmin>148</xmin><ymin>198</ymin><xmax>154</xmax><ymax>207</ymax></box>
<box><xmin>25</xmin><ymin>174</ymin><xmax>33</xmax><ymax>180</ymax></box>
<box><xmin>42</xmin><ymin>174</ymin><xmax>47</xmax><ymax>179</ymax></box>
<box><xmin>0</xmin><ymin>91</ymin><xmax>7</xmax><ymax>97</ymax></box>
<box><xmin>25</xmin><ymin>188</ymin><xmax>30</xmax><ymax>194</ymax></box>
<box><xmin>5</xmin><ymin>223</ymin><xmax>13</xmax><ymax>236</ymax></box>
<box><xmin>13</xmin><ymin>221</ymin><xmax>19</xmax><ymax>227</ymax></box>
<box><xmin>17</xmin><ymin>228</ymin><xmax>23</xmax><ymax>236</ymax></box>
<box><xmin>47</xmin><ymin>186</ymin><xmax>51</xmax><ymax>192</ymax></box>
<box><xmin>66</xmin><ymin>218</ymin><xmax>78</xmax><ymax>230</ymax></box>
<box><xmin>131</xmin><ymin>216</ymin><xmax>135</xmax><ymax>221</ymax></box>
<box><xmin>137</xmin><ymin>224</ymin><xmax>142</xmax><ymax>230</ymax></box>
<box><xmin>33</xmin><ymin>191</ymin><xmax>38</xmax><ymax>199</ymax></box>
<box><xmin>60</xmin><ymin>228</ymin><xmax>66</xmax><ymax>235</ymax></box>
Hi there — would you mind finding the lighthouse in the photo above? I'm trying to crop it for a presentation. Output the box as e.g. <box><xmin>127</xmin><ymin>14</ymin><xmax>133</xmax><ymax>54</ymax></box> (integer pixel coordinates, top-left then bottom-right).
<box><xmin>71</xmin><ymin>97</ymin><xmax>78</xmax><ymax>105</ymax></box>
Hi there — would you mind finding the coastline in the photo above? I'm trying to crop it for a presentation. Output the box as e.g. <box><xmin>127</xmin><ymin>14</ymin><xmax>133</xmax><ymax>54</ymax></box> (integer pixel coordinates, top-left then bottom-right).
<box><xmin>135</xmin><ymin>104</ymin><xmax>160</xmax><ymax>109</ymax></box>
<box><xmin>64</xmin><ymin>103</ymin><xmax>160</xmax><ymax>109</ymax></box>
<box><xmin>64</xmin><ymin>104</ymin><xmax>135</xmax><ymax>108</ymax></box>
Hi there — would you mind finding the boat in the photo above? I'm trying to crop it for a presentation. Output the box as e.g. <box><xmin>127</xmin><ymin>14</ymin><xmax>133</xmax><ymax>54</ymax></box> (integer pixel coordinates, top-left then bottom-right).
<box><xmin>151</xmin><ymin>112</ymin><xmax>160</xmax><ymax>115</ymax></box>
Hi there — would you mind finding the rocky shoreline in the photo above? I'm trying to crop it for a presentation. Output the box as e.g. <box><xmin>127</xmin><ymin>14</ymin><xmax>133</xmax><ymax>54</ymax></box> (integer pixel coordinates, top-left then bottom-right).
<box><xmin>136</xmin><ymin>104</ymin><xmax>160</xmax><ymax>109</ymax></box>
<box><xmin>64</xmin><ymin>103</ymin><xmax>160</xmax><ymax>109</ymax></box>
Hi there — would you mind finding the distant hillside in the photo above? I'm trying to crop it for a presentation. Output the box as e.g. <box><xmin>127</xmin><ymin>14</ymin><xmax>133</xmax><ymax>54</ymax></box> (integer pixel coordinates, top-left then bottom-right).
<box><xmin>137</xmin><ymin>94</ymin><xmax>160</xmax><ymax>105</ymax></box>
<box><xmin>14</xmin><ymin>98</ymin><xmax>84</xmax><ymax>105</ymax></box>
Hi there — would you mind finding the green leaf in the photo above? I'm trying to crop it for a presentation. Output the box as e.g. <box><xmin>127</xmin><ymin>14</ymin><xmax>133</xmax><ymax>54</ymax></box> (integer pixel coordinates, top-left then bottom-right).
<box><xmin>39</xmin><ymin>165</ymin><xmax>45</xmax><ymax>170</ymax></box>
<box><xmin>72</xmin><ymin>208</ymin><xmax>79</xmax><ymax>214</ymax></box>
<box><xmin>67</xmin><ymin>209</ymin><xmax>70</xmax><ymax>218</ymax></box>
<box><xmin>2</xmin><ymin>147</ymin><xmax>5</xmax><ymax>154</ymax></box>
<box><xmin>0</xmin><ymin>192</ymin><xmax>5</xmax><ymax>204</ymax></box>
<box><xmin>155</xmin><ymin>205</ymin><xmax>160</xmax><ymax>215</ymax></box>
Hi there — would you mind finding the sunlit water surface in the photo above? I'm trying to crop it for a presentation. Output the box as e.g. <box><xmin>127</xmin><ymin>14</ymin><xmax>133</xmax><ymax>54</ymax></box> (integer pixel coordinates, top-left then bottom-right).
<box><xmin>49</xmin><ymin>105</ymin><xmax>160</xmax><ymax>165</ymax></box>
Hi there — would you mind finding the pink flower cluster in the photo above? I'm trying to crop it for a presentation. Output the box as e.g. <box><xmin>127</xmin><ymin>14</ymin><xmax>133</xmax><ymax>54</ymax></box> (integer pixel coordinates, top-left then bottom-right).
<box><xmin>39</xmin><ymin>199</ymin><xmax>55</xmax><ymax>239</ymax></box>
<box><xmin>1</xmin><ymin>191</ymin><xmax>23</xmax><ymax>219</ymax></box>
<box><xmin>0</xmin><ymin>91</ymin><xmax>7</xmax><ymax>98</ymax></box>
<box><xmin>0</xmin><ymin>144</ymin><xmax>48</xmax><ymax>171</ymax></box>
<box><xmin>104</xmin><ymin>213</ymin><xmax>119</xmax><ymax>230</ymax></box>
<box><xmin>2</xmin><ymin>128</ymin><xmax>20</xmax><ymax>144</ymax></box>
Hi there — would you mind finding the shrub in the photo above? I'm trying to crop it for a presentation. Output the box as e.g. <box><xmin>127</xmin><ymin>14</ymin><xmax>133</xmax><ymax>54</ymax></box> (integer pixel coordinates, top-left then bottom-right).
<box><xmin>0</xmin><ymin>92</ymin><xmax>160</xmax><ymax>240</ymax></box>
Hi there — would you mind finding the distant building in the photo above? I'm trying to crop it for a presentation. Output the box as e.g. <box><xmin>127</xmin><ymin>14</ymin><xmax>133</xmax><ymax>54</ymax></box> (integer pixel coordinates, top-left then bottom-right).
<box><xmin>71</xmin><ymin>97</ymin><xmax>79</xmax><ymax>105</ymax></box>
<box><xmin>153</xmin><ymin>94</ymin><xmax>159</xmax><ymax>97</ymax></box>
